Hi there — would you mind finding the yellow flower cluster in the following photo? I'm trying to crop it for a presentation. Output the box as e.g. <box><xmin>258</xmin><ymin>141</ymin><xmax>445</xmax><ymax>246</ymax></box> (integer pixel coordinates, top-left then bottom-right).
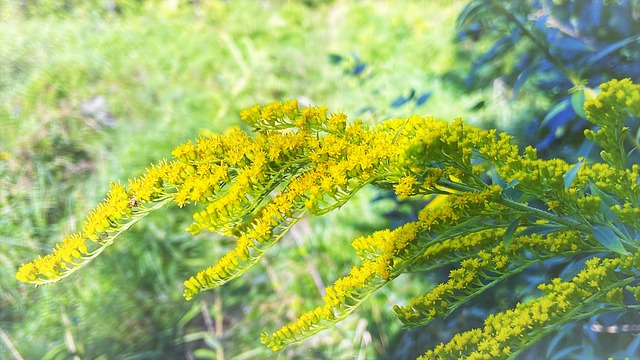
<box><xmin>394</xmin><ymin>175</ymin><xmax>419</xmax><ymax>196</ymax></box>
<box><xmin>262</xmin><ymin>220</ymin><xmax>424</xmax><ymax>351</ymax></box>
<box><xmin>499</xmin><ymin>149</ymin><xmax>570</xmax><ymax>197</ymax></box>
<box><xmin>494</xmin><ymin>139</ymin><xmax>639</xmax><ymax>223</ymax></box>
<box><xmin>16</xmin><ymin>99</ymin><xmax>418</xmax><ymax>294</ymax></box>
<box><xmin>182</xmin><ymin>101</ymin><xmax>425</xmax><ymax>300</ymax></box>
<box><xmin>416</xmin><ymin>185</ymin><xmax>504</xmax><ymax>232</ymax></box>
<box><xmin>418</xmin><ymin>228</ymin><xmax>506</xmax><ymax>264</ymax></box>
<box><xmin>584</xmin><ymin>78</ymin><xmax>640</xmax><ymax>169</ymax></box>
<box><xmin>15</xmin><ymin>233</ymin><xmax>88</xmax><ymax>283</ymax></box>
<box><xmin>261</xmin><ymin>256</ymin><xmax>389</xmax><ymax>351</ymax></box>
<box><xmin>351</xmin><ymin>221</ymin><xmax>422</xmax><ymax>260</ymax></box>
<box><xmin>395</xmin><ymin>230</ymin><xmax>586</xmax><ymax>327</ymax></box>
<box><xmin>419</xmin><ymin>257</ymin><xmax>623</xmax><ymax>359</ymax></box>
<box><xmin>15</xmin><ymin>179</ymin><xmax>170</xmax><ymax>284</ymax></box>
<box><xmin>16</xmin><ymin>79</ymin><xmax>640</xmax><ymax>357</ymax></box>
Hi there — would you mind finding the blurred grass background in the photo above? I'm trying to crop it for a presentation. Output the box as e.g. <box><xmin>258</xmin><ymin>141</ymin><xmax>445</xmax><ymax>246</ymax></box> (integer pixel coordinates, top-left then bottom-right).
<box><xmin>0</xmin><ymin>0</ymin><xmax>542</xmax><ymax>359</ymax></box>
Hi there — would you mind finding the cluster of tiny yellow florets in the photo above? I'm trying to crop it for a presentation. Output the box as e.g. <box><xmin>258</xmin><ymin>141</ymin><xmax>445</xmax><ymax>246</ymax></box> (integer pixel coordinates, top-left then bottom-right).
<box><xmin>418</xmin><ymin>228</ymin><xmax>507</xmax><ymax>264</ymax></box>
<box><xmin>182</xmin><ymin>100</ymin><xmax>422</xmax><ymax>300</ymax></box>
<box><xmin>15</xmin><ymin>179</ymin><xmax>166</xmax><ymax>284</ymax></box>
<box><xmin>261</xmin><ymin>256</ymin><xmax>389</xmax><ymax>351</ymax></box>
<box><xmin>494</xmin><ymin>144</ymin><xmax>639</xmax><ymax>223</ymax></box>
<box><xmin>420</xmin><ymin>257</ymin><xmax>624</xmax><ymax>359</ymax></box>
<box><xmin>16</xmin><ymin>79</ymin><xmax>640</xmax><ymax>358</ymax></box>
<box><xmin>395</xmin><ymin>230</ymin><xmax>587</xmax><ymax>327</ymax></box>
<box><xmin>416</xmin><ymin>185</ymin><xmax>504</xmax><ymax>232</ymax></box>
<box><xmin>262</xmin><ymin>219</ymin><xmax>428</xmax><ymax>351</ymax></box>
<box><xmin>584</xmin><ymin>78</ymin><xmax>640</xmax><ymax>169</ymax></box>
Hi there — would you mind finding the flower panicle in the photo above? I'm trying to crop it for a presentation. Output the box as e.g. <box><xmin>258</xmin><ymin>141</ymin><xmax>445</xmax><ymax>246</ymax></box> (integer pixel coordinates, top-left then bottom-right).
<box><xmin>15</xmin><ymin>81</ymin><xmax>640</xmax><ymax>357</ymax></box>
<box><xmin>419</xmin><ymin>257</ymin><xmax>624</xmax><ymax>359</ymax></box>
<box><xmin>263</xmin><ymin>221</ymin><xmax>424</xmax><ymax>351</ymax></box>
<box><xmin>16</xmin><ymin>177</ymin><xmax>172</xmax><ymax>285</ymax></box>
<box><xmin>396</xmin><ymin>230</ymin><xmax>587</xmax><ymax>328</ymax></box>
<box><xmin>261</xmin><ymin>256</ymin><xmax>390</xmax><ymax>351</ymax></box>
<box><xmin>584</xmin><ymin>78</ymin><xmax>640</xmax><ymax>169</ymax></box>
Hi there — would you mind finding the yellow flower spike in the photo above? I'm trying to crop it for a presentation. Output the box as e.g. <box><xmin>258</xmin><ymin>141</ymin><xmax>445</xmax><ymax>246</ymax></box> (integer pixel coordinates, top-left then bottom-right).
<box><xmin>239</xmin><ymin>104</ymin><xmax>261</xmax><ymax>126</ymax></box>
<box><xmin>394</xmin><ymin>174</ymin><xmax>418</xmax><ymax>196</ymax></box>
<box><xmin>15</xmin><ymin>262</ymin><xmax>38</xmax><ymax>283</ymax></box>
<box><xmin>16</xmin><ymin>85</ymin><xmax>640</xmax><ymax>356</ymax></box>
<box><xmin>282</xmin><ymin>99</ymin><xmax>299</xmax><ymax>119</ymax></box>
<box><xmin>420</xmin><ymin>256</ymin><xmax>627</xmax><ymax>359</ymax></box>
<box><xmin>328</xmin><ymin>111</ymin><xmax>347</xmax><ymax>131</ymax></box>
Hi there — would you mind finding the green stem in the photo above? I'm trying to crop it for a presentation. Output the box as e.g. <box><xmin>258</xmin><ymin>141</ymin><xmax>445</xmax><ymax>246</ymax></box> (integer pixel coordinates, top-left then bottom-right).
<box><xmin>499</xmin><ymin>197</ymin><xmax>591</xmax><ymax>232</ymax></box>
<box><xmin>439</xmin><ymin>179</ymin><xmax>591</xmax><ymax>233</ymax></box>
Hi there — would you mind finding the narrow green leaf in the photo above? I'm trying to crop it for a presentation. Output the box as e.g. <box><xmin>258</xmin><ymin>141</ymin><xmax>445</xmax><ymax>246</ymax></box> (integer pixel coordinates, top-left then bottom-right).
<box><xmin>550</xmin><ymin>345</ymin><xmax>584</xmax><ymax>360</ymax></box>
<box><xmin>503</xmin><ymin>178</ymin><xmax>523</xmax><ymax>200</ymax></box>
<box><xmin>626</xmin><ymin>147</ymin><xmax>638</xmax><ymax>167</ymax></box>
<box><xmin>41</xmin><ymin>344</ymin><xmax>68</xmax><ymax>360</ymax></box>
<box><xmin>541</xmin><ymin>99</ymin><xmax>570</xmax><ymax>126</ymax></box>
<box><xmin>563</xmin><ymin>159</ymin><xmax>584</xmax><ymax>189</ymax></box>
<box><xmin>587</xmin><ymin>181</ymin><xmax>620</xmax><ymax>222</ymax></box>
<box><xmin>506</xmin><ymin>179</ymin><xmax>520</xmax><ymax>189</ymax></box>
<box><xmin>503</xmin><ymin>217</ymin><xmax>521</xmax><ymax>249</ymax></box>
<box><xmin>558</xmin><ymin>255</ymin><xmax>596</xmax><ymax>281</ymax></box>
<box><xmin>177</xmin><ymin>301</ymin><xmax>203</xmax><ymax>328</ymax></box>
<box><xmin>571</xmin><ymin>89</ymin><xmax>586</xmax><ymax>119</ymax></box>
<box><xmin>587</xmin><ymin>181</ymin><xmax>620</xmax><ymax>207</ymax></box>
<box><xmin>490</xmin><ymin>166</ymin><xmax>507</xmax><ymax>188</ymax></box>
<box><xmin>455</xmin><ymin>0</ymin><xmax>487</xmax><ymax>29</ymax></box>
<box><xmin>591</xmin><ymin>225</ymin><xmax>629</xmax><ymax>255</ymax></box>
<box><xmin>585</xmin><ymin>34</ymin><xmax>640</xmax><ymax>67</ymax></box>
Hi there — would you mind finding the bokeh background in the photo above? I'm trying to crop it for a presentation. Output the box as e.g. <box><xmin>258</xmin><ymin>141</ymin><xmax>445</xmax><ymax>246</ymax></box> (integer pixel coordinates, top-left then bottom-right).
<box><xmin>2</xmin><ymin>0</ymin><xmax>639</xmax><ymax>359</ymax></box>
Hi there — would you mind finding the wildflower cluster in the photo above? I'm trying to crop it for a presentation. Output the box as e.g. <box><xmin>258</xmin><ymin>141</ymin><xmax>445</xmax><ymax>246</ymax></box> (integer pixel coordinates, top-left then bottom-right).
<box><xmin>421</xmin><ymin>257</ymin><xmax>628</xmax><ymax>360</ymax></box>
<box><xmin>16</xmin><ymin>79</ymin><xmax>640</xmax><ymax>358</ymax></box>
<box><xmin>394</xmin><ymin>230</ymin><xmax>593</xmax><ymax>327</ymax></box>
<box><xmin>584</xmin><ymin>78</ymin><xmax>640</xmax><ymax>169</ymax></box>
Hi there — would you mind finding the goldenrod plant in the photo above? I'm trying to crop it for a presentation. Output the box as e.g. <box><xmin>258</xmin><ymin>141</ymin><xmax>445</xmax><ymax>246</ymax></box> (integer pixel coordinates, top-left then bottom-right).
<box><xmin>16</xmin><ymin>79</ymin><xmax>640</xmax><ymax>358</ymax></box>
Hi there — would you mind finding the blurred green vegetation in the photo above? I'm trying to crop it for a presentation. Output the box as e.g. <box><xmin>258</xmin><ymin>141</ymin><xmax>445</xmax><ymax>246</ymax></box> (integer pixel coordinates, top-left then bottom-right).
<box><xmin>0</xmin><ymin>0</ymin><xmax>551</xmax><ymax>359</ymax></box>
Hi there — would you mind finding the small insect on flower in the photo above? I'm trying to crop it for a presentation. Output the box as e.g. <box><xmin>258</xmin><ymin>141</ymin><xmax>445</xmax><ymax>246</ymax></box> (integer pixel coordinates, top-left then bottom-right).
<box><xmin>128</xmin><ymin>195</ymin><xmax>139</xmax><ymax>208</ymax></box>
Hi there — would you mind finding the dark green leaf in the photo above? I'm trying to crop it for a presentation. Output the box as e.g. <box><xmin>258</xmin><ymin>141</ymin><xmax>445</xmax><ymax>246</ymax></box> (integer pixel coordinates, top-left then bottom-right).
<box><xmin>503</xmin><ymin>217</ymin><xmax>520</xmax><ymax>249</ymax></box>
<box><xmin>549</xmin><ymin>345</ymin><xmax>584</xmax><ymax>360</ymax></box>
<box><xmin>506</xmin><ymin>179</ymin><xmax>519</xmax><ymax>189</ymax></box>
<box><xmin>587</xmin><ymin>181</ymin><xmax>620</xmax><ymax>207</ymax></box>
<box><xmin>563</xmin><ymin>159</ymin><xmax>584</xmax><ymax>189</ymax></box>
<box><xmin>558</xmin><ymin>255</ymin><xmax>598</xmax><ymax>281</ymax></box>
<box><xmin>591</xmin><ymin>225</ymin><xmax>629</xmax><ymax>255</ymax></box>
<box><xmin>587</xmin><ymin>181</ymin><xmax>620</xmax><ymax>222</ymax></box>
<box><xmin>512</xmin><ymin>64</ymin><xmax>539</xmax><ymax>99</ymax></box>
<box><xmin>586</xmin><ymin>34</ymin><xmax>640</xmax><ymax>67</ymax></box>
<box><xmin>328</xmin><ymin>53</ymin><xmax>343</xmax><ymax>64</ymax></box>
<box><xmin>571</xmin><ymin>89</ymin><xmax>586</xmax><ymax>119</ymax></box>
<box><xmin>541</xmin><ymin>99</ymin><xmax>570</xmax><ymax>127</ymax></box>
<box><xmin>490</xmin><ymin>166</ymin><xmax>507</xmax><ymax>187</ymax></box>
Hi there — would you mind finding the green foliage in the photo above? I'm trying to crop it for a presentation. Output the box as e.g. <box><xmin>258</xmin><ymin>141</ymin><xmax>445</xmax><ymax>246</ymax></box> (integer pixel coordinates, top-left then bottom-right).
<box><xmin>455</xmin><ymin>0</ymin><xmax>640</xmax><ymax>160</ymax></box>
<box><xmin>16</xmin><ymin>79</ymin><xmax>640</xmax><ymax>358</ymax></box>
